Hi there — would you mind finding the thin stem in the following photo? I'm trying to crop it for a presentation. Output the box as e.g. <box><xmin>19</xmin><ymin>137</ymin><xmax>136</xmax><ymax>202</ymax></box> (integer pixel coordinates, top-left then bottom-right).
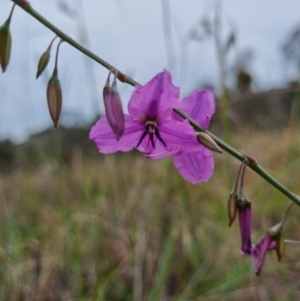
<box><xmin>281</xmin><ymin>202</ymin><xmax>294</xmax><ymax>228</ymax></box>
<box><xmin>10</xmin><ymin>0</ymin><xmax>300</xmax><ymax>207</ymax></box>
<box><xmin>232</xmin><ymin>160</ymin><xmax>245</xmax><ymax>195</ymax></box>
<box><xmin>284</xmin><ymin>240</ymin><xmax>300</xmax><ymax>245</ymax></box>
<box><xmin>8</xmin><ymin>3</ymin><xmax>16</xmax><ymax>20</ymax></box>
<box><xmin>3</xmin><ymin>3</ymin><xmax>16</xmax><ymax>27</ymax></box>
<box><xmin>47</xmin><ymin>35</ymin><xmax>58</xmax><ymax>52</ymax></box>
<box><xmin>11</xmin><ymin>0</ymin><xmax>139</xmax><ymax>86</ymax></box>
<box><xmin>54</xmin><ymin>39</ymin><xmax>64</xmax><ymax>71</ymax></box>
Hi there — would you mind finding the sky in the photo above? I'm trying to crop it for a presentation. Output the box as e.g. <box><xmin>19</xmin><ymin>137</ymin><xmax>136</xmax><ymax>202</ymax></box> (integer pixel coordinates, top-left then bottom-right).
<box><xmin>0</xmin><ymin>0</ymin><xmax>300</xmax><ymax>143</ymax></box>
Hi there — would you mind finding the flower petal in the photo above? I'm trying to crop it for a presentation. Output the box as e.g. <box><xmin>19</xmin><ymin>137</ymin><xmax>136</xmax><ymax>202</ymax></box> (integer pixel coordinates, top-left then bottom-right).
<box><xmin>251</xmin><ymin>233</ymin><xmax>274</xmax><ymax>276</ymax></box>
<box><xmin>172</xmin><ymin>148</ymin><xmax>214</xmax><ymax>184</ymax></box>
<box><xmin>89</xmin><ymin>115</ymin><xmax>143</xmax><ymax>153</ymax></box>
<box><xmin>158</xmin><ymin>120</ymin><xmax>200</xmax><ymax>153</ymax></box>
<box><xmin>145</xmin><ymin>143</ymin><xmax>179</xmax><ymax>159</ymax></box>
<box><xmin>173</xmin><ymin>89</ymin><xmax>215</xmax><ymax>129</ymax></box>
<box><xmin>128</xmin><ymin>70</ymin><xmax>180</xmax><ymax>120</ymax></box>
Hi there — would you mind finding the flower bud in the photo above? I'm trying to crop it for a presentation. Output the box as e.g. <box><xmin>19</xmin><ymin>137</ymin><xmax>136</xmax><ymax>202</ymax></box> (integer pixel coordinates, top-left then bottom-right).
<box><xmin>268</xmin><ymin>222</ymin><xmax>284</xmax><ymax>262</ymax></box>
<box><xmin>196</xmin><ymin>132</ymin><xmax>222</xmax><ymax>153</ymax></box>
<box><xmin>0</xmin><ymin>20</ymin><xmax>12</xmax><ymax>73</ymax></box>
<box><xmin>103</xmin><ymin>71</ymin><xmax>125</xmax><ymax>140</ymax></box>
<box><xmin>47</xmin><ymin>69</ymin><xmax>62</xmax><ymax>128</ymax></box>
<box><xmin>36</xmin><ymin>51</ymin><xmax>50</xmax><ymax>79</ymax></box>
<box><xmin>237</xmin><ymin>197</ymin><xmax>252</xmax><ymax>255</ymax></box>
<box><xmin>36</xmin><ymin>37</ymin><xmax>57</xmax><ymax>79</ymax></box>
<box><xmin>227</xmin><ymin>192</ymin><xmax>238</xmax><ymax>227</ymax></box>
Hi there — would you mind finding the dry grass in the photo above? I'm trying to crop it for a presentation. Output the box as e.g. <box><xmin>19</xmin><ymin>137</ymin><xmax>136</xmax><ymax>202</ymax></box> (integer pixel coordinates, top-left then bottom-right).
<box><xmin>0</xmin><ymin>128</ymin><xmax>300</xmax><ymax>300</ymax></box>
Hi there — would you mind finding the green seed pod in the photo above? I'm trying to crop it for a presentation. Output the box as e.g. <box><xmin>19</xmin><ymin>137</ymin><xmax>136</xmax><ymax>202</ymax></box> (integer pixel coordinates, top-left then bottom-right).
<box><xmin>0</xmin><ymin>21</ymin><xmax>12</xmax><ymax>73</ymax></box>
<box><xmin>36</xmin><ymin>36</ymin><xmax>57</xmax><ymax>79</ymax></box>
<box><xmin>36</xmin><ymin>51</ymin><xmax>50</xmax><ymax>79</ymax></box>
<box><xmin>47</xmin><ymin>69</ymin><xmax>62</xmax><ymax>128</ymax></box>
<box><xmin>227</xmin><ymin>192</ymin><xmax>238</xmax><ymax>227</ymax></box>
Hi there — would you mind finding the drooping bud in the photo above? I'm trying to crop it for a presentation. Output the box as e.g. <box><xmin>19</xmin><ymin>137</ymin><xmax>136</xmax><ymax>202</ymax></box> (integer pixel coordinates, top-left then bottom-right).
<box><xmin>103</xmin><ymin>70</ymin><xmax>125</xmax><ymax>140</ymax></box>
<box><xmin>47</xmin><ymin>68</ymin><xmax>62</xmax><ymax>128</ymax></box>
<box><xmin>36</xmin><ymin>36</ymin><xmax>57</xmax><ymax>79</ymax></box>
<box><xmin>237</xmin><ymin>162</ymin><xmax>252</xmax><ymax>255</ymax></box>
<box><xmin>227</xmin><ymin>191</ymin><xmax>238</xmax><ymax>227</ymax></box>
<box><xmin>268</xmin><ymin>222</ymin><xmax>284</xmax><ymax>262</ymax></box>
<box><xmin>237</xmin><ymin>197</ymin><xmax>252</xmax><ymax>255</ymax></box>
<box><xmin>196</xmin><ymin>132</ymin><xmax>222</xmax><ymax>153</ymax></box>
<box><xmin>0</xmin><ymin>5</ymin><xmax>15</xmax><ymax>73</ymax></box>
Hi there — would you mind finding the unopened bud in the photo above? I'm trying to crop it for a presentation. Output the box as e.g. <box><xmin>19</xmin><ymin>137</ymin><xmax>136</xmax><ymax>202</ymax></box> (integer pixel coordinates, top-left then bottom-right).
<box><xmin>227</xmin><ymin>192</ymin><xmax>238</xmax><ymax>227</ymax></box>
<box><xmin>0</xmin><ymin>21</ymin><xmax>12</xmax><ymax>73</ymax></box>
<box><xmin>103</xmin><ymin>71</ymin><xmax>125</xmax><ymax>140</ymax></box>
<box><xmin>36</xmin><ymin>37</ymin><xmax>57</xmax><ymax>79</ymax></box>
<box><xmin>47</xmin><ymin>69</ymin><xmax>62</xmax><ymax>128</ymax></box>
<box><xmin>36</xmin><ymin>51</ymin><xmax>50</xmax><ymax>79</ymax></box>
<box><xmin>196</xmin><ymin>132</ymin><xmax>222</xmax><ymax>153</ymax></box>
<box><xmin>268</xmin><ymin>222</ymin><xmax>284</xmax><ymax>262</ymax></box>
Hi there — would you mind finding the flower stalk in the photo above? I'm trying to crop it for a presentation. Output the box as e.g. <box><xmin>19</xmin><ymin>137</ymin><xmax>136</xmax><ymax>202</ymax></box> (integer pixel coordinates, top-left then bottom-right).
<box><xmin>9</xmin><ymin>0</ymin><xmax>300</xmax><ymax>206</ymax></box>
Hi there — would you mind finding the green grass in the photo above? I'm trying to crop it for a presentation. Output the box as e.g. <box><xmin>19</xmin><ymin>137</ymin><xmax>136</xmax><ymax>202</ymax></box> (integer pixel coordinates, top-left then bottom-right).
<box><xmin>0</xmin><ymin>128</ymin><xmax>300</xmax><ymax>300</ymax></box>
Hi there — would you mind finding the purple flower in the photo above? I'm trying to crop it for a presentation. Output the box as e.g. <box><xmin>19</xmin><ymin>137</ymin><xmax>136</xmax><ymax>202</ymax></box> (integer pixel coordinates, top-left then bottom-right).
<box><xmin>90</xmin><ymin>70</ymin><xmax>200</xmax><ymax>155</ymax></box>
<box><xmin>251</xmin><ymin>223</ymin><xmax>283</xmax><ymax>276</ymax></box>
<box><xmin>238</xmin><ymin>202</ymin><xmax>252</xmax><ymax>255</ymax></box>
<box><xmin>251</xmin><ymin>232</ymin><xmax>276</xmax><ymax>276</ymax></box>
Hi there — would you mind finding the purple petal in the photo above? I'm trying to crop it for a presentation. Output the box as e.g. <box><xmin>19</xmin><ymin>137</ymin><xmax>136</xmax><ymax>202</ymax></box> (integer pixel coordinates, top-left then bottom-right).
<box><xmin>146</xmin><ymin>143</ymin><xmax>179</xmax><ymax>159</ymax></box>
<box><xmin>172</xmin><ymin>148</ymin><xmax>214</xmax><ymax>184</ymax></box>
<box><xmin>251</xmin><ymin>233</ymin><xmax>274</xmax><ymax>276</ymax></box>
<box><xmin>172</xmin><ymin>89</ymin><xmax>215</xmax><ymax>129</ymax></box>
<box><xmin>89</xmin><ymin>115</ymin><xmax>143</xmax><ymax>153</ymax></box>
<box><xmin>128</xmin><ymin>70</ymin><xmax>180</xmax><ymax>120</ymax></box>
<box><xmin>158</xmin><ymin>119</ymin><xmax>200</xmax><ymax>153</ymax></box>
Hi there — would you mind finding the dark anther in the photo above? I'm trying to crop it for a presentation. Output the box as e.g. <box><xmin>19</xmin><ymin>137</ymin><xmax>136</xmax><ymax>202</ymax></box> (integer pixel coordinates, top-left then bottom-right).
<box><xmin>136</xmin><ymin>129</ymin><xmax>148</xmax><ymax>148</ymax></box>
<box><xmin>150</xmin><ymin>133</ymin><xmax>155</xmax><ymax>149</ymax></box>
<box><xmin>155</xmin><ymin>128</ymin><xmax>167</xmax><ymax>147</ymax></box>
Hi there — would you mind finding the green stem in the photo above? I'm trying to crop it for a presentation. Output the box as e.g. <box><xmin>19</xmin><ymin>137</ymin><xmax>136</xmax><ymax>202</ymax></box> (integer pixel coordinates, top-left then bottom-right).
<box><xmin>11</xmin><ymin>0</ymin><xmax>300</xmax><ymax>207</ymax></box>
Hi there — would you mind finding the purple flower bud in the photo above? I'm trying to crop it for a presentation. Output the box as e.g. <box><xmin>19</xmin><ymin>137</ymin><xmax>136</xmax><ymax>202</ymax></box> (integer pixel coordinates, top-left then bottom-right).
<box><xmin>103</xmin><ymin>71</ymin><xmax>125</xmax><ymax>140</ymax></box>
<box><xmin>47</xmin><ymin>69</ymin><xmax>62</xmax><ymax>128</ymax></box>
<box><xmin>237</xmin><ymin>200</ymin><xmax>252</xmax><ymax>255</ymax></box>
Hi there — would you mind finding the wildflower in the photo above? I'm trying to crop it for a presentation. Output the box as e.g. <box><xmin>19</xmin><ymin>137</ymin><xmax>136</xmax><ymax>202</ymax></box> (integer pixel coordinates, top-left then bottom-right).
<box><xmin>251</xmin><ymin>202</ymin><xmax>294</xmax><ymax>276</ymax></box>
<box><xmin>90</xmin><ymin>70</ymin><xmax>200</xmax><ymax>155</ymax></box>
<box><xmin>251</xmin><ymin>223</ymin><xmax>282</xmax><ymax>276</ymax></box>
<box><xmin>103</xmin><ymin>70</ymin><xmax>125</xmax><ymax>140</ymax></box>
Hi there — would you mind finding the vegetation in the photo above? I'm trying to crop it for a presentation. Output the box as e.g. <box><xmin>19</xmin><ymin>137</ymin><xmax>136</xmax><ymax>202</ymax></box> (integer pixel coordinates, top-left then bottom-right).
<box><xmin>0</xmin><ymin>126</ymin><xmax>299</xmax><ymax>300</ymax></box>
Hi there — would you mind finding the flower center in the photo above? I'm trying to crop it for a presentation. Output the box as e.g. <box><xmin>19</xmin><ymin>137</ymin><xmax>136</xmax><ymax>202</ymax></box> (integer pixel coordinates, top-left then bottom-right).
<box><xmin>136</xmin><ymin>120</ymin><xmax>167</xmax><ymax>149</ymax></box>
